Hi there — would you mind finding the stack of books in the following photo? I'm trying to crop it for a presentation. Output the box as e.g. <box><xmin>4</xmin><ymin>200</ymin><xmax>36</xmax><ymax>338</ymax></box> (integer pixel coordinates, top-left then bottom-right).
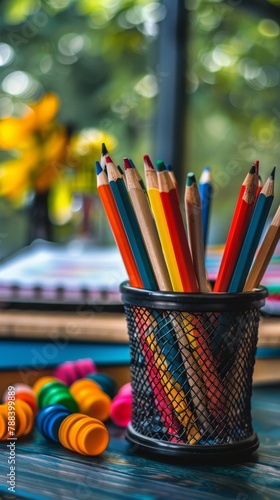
<box><xmin>0</xmin><ymin>239</ymin><xmax>278</xmax><ymax>384</ymax></box>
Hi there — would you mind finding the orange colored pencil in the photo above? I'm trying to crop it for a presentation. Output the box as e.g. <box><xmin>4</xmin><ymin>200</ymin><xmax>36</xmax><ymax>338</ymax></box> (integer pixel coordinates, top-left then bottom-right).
<box><xmin>155</xmin><ymin>160</ymin><xmax>199</xmax><ymax>292</ymax></box>
<box><xmin>96</xmin><ymin>161</ymin><xmax>143</xmax><ymax>288</ymax></box>
<box><xmin>214</xmin><ymin>165</ymin><xmax>258</xmax><ymax>292</ymax></box>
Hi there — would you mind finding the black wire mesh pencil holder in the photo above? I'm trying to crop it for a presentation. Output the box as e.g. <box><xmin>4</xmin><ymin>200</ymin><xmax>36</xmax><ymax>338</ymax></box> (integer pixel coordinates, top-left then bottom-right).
<box><xmin>121</xmin><ymin>282</ymin><xmax>267</xmax><ymax>462</ymax></box>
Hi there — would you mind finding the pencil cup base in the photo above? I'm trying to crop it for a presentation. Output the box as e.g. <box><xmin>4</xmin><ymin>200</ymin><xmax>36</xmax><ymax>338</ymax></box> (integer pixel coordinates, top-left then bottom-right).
<box><xmin>126</xmin><ymin>424</ymin><xmax>259</xmax><ymax>463</ymax></box>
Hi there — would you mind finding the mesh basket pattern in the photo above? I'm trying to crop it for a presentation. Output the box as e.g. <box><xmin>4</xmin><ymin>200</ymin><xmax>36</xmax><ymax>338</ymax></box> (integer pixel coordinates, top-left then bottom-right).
<box><xmin>121</xmin><ymin>284</ymin><xmax>267</xmax><ymax>457</ymax></box>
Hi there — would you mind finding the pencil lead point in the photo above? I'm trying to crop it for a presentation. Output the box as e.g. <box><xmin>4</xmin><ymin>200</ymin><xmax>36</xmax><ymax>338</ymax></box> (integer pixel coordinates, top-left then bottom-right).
<box><xmin>155</xmin><ymin>160</ymin><xmax>166</xmax><ymax>172</ymax></box>
<box><xmin>96</xmin><ymin>161</ymin><xmax>103</xmax><ymax>175</ymax></box>
<box><xmin>186</xmin><ymin>172</ymin><xmax>196</xmax><ymax>186</ymax></box>
<box><xmin>166</xmin><ymin>164</ymin><xmax>173</xmax><ymax>172</ymax></box>
<box><xmin>129</xmin><ymin>159</ymin><xmax>136</xmax><ymax>169</ymax></box>
<box><xmin>117</xmin><ymin>165</ymin><xmax>124</xmax><ymax>175</ymax></box>
<box><xmin>105</xmin><ymin>154</ymin><xmax>113</xmax><ymax>164</ymax></box>
<box><xmin>143</xmin><ymin>155</ymin><xmax>154</xmax><ymax>170</ymax></box>
<box><xmin>199</xmin><ymin>166</ymin><xmax>211</xmax><ymax>184</ymax></box>
<box><xmin>270</xmin><ymin>166</ymin><xmax>276</xmax><ymax>179</ymax></box>
<box><xmin>123</xmin><ymin>157</ymin><xmax>132</xmax><ymax>170</ymax></box>
<box><xmin>249</xmin><ymin>165</ymin><xmax>256</xmax><ymax>174</ymax></box>
<box><xmin>101</xmin><ymin>143</ymin><xmax>108</xmax><ymax>156</ymax></box>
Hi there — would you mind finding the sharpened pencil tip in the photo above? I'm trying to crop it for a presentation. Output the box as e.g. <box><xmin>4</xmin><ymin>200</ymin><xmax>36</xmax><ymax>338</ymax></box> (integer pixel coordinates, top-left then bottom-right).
<box><xmin>105</xmin><ymin>154</ymin><xmax>113</xmax><ymax>164</ymax></box>
<box><xmin>166</xmin><ymin>164</ymin><xmax>173</xmax><ymax>172</ymax></box>
<box><xmin>155</xmin><ymin>160</ymin><xmax>166</xmax><ymax>172</ymax></box>
<box><xmin>249</xmin><ymin>165</ymin><xmax>256</xmax><ymax>174</ymax></box>
<box><xmin>186</xmin><ymin>172</ymin><xmax>196</xmax><ymax>186</ymax></box>
<box><xmin>123</xmin><ymin>157</ymin><xmax>132</xmax><ymax>170</ymax></box>
<box><xmin>117</xmin><ymin>165</ymin><xmax>124</xmax><ymax>176</ymax></box>
<box><xmin>101</xmin><ymin>143</ymin><xmax>108</xmax><ymax>156</ymax></box>
<box><xmin>129</xmin><ymin>159</ymin><xmax>136</xmax><ymax>169</ymax></box>
<box><xmin>199</xmin><ymin>166</ymin><xmax>211</xmax><ymax>184</ymax></box>
<box><xmin>96</xmin><ymin>161</ymin><xmax>103</xmax><ymax>175</ymax></box>
<box><xmin>270</xmin><ymin>166</ymin><xmax>276</xmax><ymax>179</ymax></box>
<box><xmin>143</xmin><ymin>155</ymin><xmax>154</xmax><ymax>169</ymax></box>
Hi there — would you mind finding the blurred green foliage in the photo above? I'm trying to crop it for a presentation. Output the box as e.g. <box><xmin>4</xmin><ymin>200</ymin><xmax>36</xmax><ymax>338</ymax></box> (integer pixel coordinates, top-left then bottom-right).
<box><xmin>0</xmin><ymin>0</ymin><xmax>279</xmax><ymax>253</ymax></box>
<box><xmin>0</xmin><ymin>0</ymin><xmax>161</xmax><ymax>255</ymax></box>
<box><xmin>186</xmin><ymin>0</ymin><xmax>280</xmax><ymax>242</ymax></box>
<box><xmin>0</xmin><ymin>0</ymin><xmax>161</xmax><ymax>161</ymax></box>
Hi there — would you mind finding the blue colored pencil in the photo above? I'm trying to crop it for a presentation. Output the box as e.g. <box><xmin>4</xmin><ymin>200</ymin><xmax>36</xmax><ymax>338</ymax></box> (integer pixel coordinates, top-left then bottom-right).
<box><xmin>228</xmin><ymin>167</ymin><xmax>275</xmax><ymax>292</ymax></box>
<box><xmin>199</xmin><ymin>166</ymin><xmax>212</xmax><ymax>249</ymax></box>
<box><xmin>105</xmin><ymin>154</ymin><xmax>157</xmax><ymax>291</ymax></box>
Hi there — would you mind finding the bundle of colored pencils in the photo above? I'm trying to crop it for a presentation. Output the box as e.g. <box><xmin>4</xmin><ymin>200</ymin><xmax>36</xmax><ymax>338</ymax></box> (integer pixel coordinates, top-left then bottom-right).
<box><xmin>97</xmin><ymin>143</ymin><xmax>279</xmax><ymax>295</ymax></box>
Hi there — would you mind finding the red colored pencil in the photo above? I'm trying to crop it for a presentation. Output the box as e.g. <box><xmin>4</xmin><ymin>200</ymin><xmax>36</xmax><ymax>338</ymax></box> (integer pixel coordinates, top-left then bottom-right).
<box><xmin>214</xmin><ymin>165</ymin><xmax>258</xmax><ymax>292</ymax></box>
<box><xmin>155</xmin><ymin>161</ymin><xmax>199</xmax><ymax>292</ymax></box>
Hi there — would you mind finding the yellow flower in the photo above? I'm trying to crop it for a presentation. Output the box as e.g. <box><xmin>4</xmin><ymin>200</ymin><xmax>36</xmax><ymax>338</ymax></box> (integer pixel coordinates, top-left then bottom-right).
<box><xmin>68</xmin><ymin>128</ymin><xmax>117</xmax><ymax>194</ymax></box>
<box><xmin>0</xmin><ymin>92</ymin><xmax>69</xmax><ymax>202</ymax></box>
<box><xmin>0</xmin><ymin>156</ymin><xmax>34</xmax><ymax>202</ymax></box>
<box><xmin>0</xmin><ymin>93</ymin><xmax>60</xmax><ymax>150</ymax></box>
<box><xmin>0</xmin><ymin>93</ymin><xmax>118</xmax><ymax>207</ymax></box>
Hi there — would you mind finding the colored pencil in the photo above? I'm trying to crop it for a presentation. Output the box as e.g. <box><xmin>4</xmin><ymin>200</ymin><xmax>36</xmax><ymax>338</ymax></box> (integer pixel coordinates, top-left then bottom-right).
<box><xmin>104</xmin><ymin>156</ymin><xmax>192</xmax><ymax>426</ymax></box>
<box><xmin>144</xmin><ymin>156</ymin><xmax>214</xmax><ymax>429</ymax></box>
<box><xmin>254</xmin><ymin>159</ymin><xmax>259</xmax><ymax>175</ymax></box>
<box><xmin>106</xmin><ymin>156</ymin><xmax>193</xmax><ymax>408</ymax></box>
<box><xmin>229</xmin><ymin>167</ymin><xmax>276</xmax><ymax>292</ymax></box>
<box><xmin>100</xmin><ymin>155</ymin><xmax>187</xmax><ymax>432</ymax></box>
<box><xmin>128</xmin><ymin>158</ymin><xmax>146</xmax><ymax>192</ymax></box>
<box><xmin>136</xmin><ymin>315</ymin><xmax>182</xmax><ymax>436</ymax></box>
<box><xmin>155</xmin><ymin>160</ymin><xmax>199</xmax><ymax>293</ymax></box>
<box><xmin>198</xmin><ymin>166</ymin><xmax>212</xmax><ymax>249</ymax></box>
<box><xmin>154</xmin><ymin>162</ymin><xmax>224</xmax><ymax>417</ymax></box>
<box><xmin>169</xmin><ymin>311</ymin><xmax>213</xmax><ymax>432</ymax></box>
<box><xmin>243</xmin><ymin>204</ymin><xmax>280</xmax><ymax>291</ymax></box>
<box><xmin>213</xmin><ymin>165</ymin><xmax>258</xmax><ymax>292</ymax></box>
<box><xmin>257</xmin><ymin>175</ymin><xmax>263</xmax><ymax>197</ymax></box>
<box><xmin>96</xmin><ymin>161</ymin><xmax>143</xmax><ymax>289</ymax></box>
<box><xmin>123</xmin><ymin>157</ymin><xmax>172</xmax><ymax>291</ymax></box>
<box><xmin>117</xmin><ymin>165</ymin><xmax>124</xmax><ymax>176</ymax></box>
<box><xmin>145</xmin><ymin>328</ymin><xmax>200</xmax><ymax>438</ymax></box>
<box><xmin>101</xmin><ymin>142</ymin><xmax>108</xmax><ymax>170</ymax></box>
<box><xmin>144</xmin><ymin>155</ymin><xmax>183</xmax><ymax>292</ymax></box>
<box><xmin>185</xmin><ymin>172</ymin><xmax>209</xmax><ymax>292</ymax></box>
<box><xmin>166</xmin><ymin>163</ymin><xmax>180</xmax><ymax>202</ymax></box>
<box><xmin>105</xmin><ymin>154</ymin><xmax>157</xmax><ymax>291</ymax></box>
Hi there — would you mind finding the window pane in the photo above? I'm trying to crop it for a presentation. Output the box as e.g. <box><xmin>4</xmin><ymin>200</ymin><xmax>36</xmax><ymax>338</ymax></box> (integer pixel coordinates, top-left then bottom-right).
<box><xmin>186</xmin><ymin>1</ymin><xmax>280</xmax><ymax>244</ymax></box>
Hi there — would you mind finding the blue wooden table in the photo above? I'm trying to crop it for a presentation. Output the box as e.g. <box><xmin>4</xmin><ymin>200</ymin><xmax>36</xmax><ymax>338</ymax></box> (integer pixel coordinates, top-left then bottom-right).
<box><xmin>0</xmin><ymin>385</ymin><xmax>279</xmax><ymax>500</ymax></box>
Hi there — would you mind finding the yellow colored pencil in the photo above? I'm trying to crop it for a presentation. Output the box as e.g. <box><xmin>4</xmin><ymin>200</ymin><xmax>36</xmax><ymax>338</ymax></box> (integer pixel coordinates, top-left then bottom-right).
<box><xmin>143</xmin><ymin>154</ymin><xmax>184</xmax><ymax>292</ymax></box>
<box><xmin>124</xmin><ymin>157</ymin><xmax>172</xmax><ymax>291</ymax></box>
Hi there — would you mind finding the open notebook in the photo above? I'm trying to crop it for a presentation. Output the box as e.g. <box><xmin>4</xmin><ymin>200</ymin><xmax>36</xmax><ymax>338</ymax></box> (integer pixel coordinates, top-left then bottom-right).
<box><xmin>0</xmin><ymin>239</ymin><xmax>127</xmax><ymax>311</ymax></box>
<box><xmin>0</xmin><ymin>239</ymin><xmax>278</xmax><ymax>314</ymax></box>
